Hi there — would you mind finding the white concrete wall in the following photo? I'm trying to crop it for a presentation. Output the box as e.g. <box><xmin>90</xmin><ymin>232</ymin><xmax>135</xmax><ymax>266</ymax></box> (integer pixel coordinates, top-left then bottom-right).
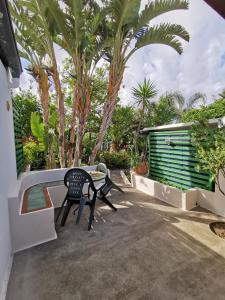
<box><xmin>0</xmin><ymin>60</ymin><xmax>18</xmax><ymax>300</ymax></box>
<box><xmin>131</xmin><ymin>171</ymin><xmax>225</xmax><ymax>217</ymax></box>
<box><xmin>198</xmin><ymin>172</ymin><xmax>225</xmax><ymax>217</ymax></box>
<box><xmin>131</xmin><ymin>172</ymin><xmax>198</xmax><ymax>211</ymax></box>
<box><xmin>8</xmin><ymin>165</ymin><xmax>98</xmax><ymax>253</ymax></box>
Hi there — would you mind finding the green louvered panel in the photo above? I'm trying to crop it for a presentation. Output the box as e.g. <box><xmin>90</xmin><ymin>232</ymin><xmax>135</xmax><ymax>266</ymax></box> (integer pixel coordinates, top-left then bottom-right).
<box><xmin>148</xmin><ymin>130</ymin><xmax>214</xmax><ymax>191</ymax></box>
<box><xmin>12</xmin><ymin>100</ymin><xmax>24</xmax><ymax>176</ymax></box>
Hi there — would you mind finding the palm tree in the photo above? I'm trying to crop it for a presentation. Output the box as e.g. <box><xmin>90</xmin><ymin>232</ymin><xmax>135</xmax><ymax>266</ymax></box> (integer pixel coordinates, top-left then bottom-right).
<box><xmin>89</xmin><ymin>0</ymin><xmax>190</xmax><ymax>164</ymax></box>
<box><xmin>10</xmin><ymin>0</ymin><xmax>66</xmax><ymax>168</ymax></box>
<box><xmin>168</xmin><ymin>91</ymin><xmax>206</xmax><ymax>121</ymax></box>
<box><xmin>10</xmin><ymin>3</ymin><xmax>49</xmax><ymax>127</ymax></box>
<box><xmin>44</xmin><ymin>0</ymin><xmax>107</xmax><ymax>166</ymax></box>
<box><xmin>132</xmin><ymin>78</ymin><xmax>157</xmax><ymax>153</ymax></box>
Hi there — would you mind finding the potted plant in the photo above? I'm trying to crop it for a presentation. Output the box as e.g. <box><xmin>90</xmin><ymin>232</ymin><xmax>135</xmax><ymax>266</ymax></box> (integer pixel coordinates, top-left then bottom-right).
<box><xmin>131</xmin><ymin>153</ymin><xmax>148</xmax><ymax>175</ymax></box>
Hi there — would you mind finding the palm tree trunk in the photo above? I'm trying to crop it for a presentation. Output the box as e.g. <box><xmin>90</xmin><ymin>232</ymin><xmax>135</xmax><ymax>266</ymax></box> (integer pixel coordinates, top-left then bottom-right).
<box><xmin>73</xmin><ymin>87</ymin><xmax>91</xmax><ymax>166</ymax></box>
<box><xmin>51</xmin><ymin>69</ymin><xmax>65</xmax><ymax>168</ymax></box>
<box><xmin>37</xmin><ymin>67</ymin><xmax>55</xmax><ymax>169</ymax></box>
<box><xmin>73</xmin><ymin>114</ymin><xmax>84</xmax><ymax>166</ymax></box>
<box><xmin>68</xmin><ymin>85</ymin><xmax>79</xmax><ymax>167</ymax></box>
<box><xmin>89</xmin><ymin>64</ymin><xmax>123</xmax><ymax>165</ymax></box>
<box><xmin>38</xmin><ymin>68</ymin><xmax>49</xmax><ymax>127</ymax></box>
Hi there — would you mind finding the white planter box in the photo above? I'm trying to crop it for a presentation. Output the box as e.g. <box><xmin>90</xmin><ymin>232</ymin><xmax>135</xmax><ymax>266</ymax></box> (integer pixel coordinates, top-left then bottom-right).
<box><xmin>131</xmin><ymin>171</ymin><xmax>198</xmax><ymax>211</ymax></box>
<box><xmin>131</xmin><ymin>171</ymin><xmax>225</xmax><ymax>217</ymax></box>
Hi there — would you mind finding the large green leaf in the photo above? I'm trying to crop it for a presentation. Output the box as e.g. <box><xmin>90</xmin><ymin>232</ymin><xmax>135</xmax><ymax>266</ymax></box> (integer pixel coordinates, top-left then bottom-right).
<box><xmin>31</xmin><ymin>112</ymin><xmax>45</xmax><ymax>142</ymax></box>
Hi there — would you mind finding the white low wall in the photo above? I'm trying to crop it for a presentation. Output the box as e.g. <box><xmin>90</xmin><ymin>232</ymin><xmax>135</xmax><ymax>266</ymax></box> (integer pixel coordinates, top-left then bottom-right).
<box><xmin>131</xmin><ymin>171</ymin><xmax>225</xmax><ymax>217</ymax></box>
<box><xmin>8</xmin><ymin>166</ymin><xmax>97</xmax><ymax>253</ymax></box>
<box><xmin>131</xmin><ymin>172</ymin><xmax>197</xmax><ymax>211</ymax></box>
<box><xmin>197</xmin><ymin>172</ymin><xmax>225</xmax><ymax>217</ymax></box>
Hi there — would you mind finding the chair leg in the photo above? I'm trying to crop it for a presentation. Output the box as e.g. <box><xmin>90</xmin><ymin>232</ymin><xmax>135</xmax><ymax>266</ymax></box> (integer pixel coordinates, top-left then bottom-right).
<box><xmin>98</xmin><ymin>191</ymin><xmax>117</xmax><ymax>211</ymax></box>
<box><xmin>76</xmin><ymin>198</ymin><xmax>86</xmax><ymax>225</ymax></box>
<box><xmin>55</xmin><ymin>197</ymin><xmax>67</xmax><ymax>223</ymax></box>
<box><xmin>61</xmin><ymin>202</ymin><xmax>73</xmax><ymax>226</ymax></box>
<box><xmin>73</xmin><ymin>205</ymin><xmax>79</xmax><ymax>215</ymax></box>
<box><xmin>111</xmin><ymin>181</ymin><xmax>124</xmax><ymax>193</ymax></box>
<box><xmin>88</xmin><ymin>204</ymin><xmax>95</xmax><ymax>230</ymax></box>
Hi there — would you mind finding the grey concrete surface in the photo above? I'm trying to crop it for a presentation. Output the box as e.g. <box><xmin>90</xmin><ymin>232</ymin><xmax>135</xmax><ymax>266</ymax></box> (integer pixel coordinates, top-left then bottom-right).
<box><xmin>6</xmin><ymin>171</ymin><xmax>225</xmax><ymax>300</ymax></box>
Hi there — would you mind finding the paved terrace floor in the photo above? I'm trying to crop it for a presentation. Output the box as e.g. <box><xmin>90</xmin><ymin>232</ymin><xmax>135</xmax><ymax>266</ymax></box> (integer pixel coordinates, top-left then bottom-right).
<box><xmin>7</xmin><ymin>171</ymin><xmax>225</xmax><ymax>300</ymax></box>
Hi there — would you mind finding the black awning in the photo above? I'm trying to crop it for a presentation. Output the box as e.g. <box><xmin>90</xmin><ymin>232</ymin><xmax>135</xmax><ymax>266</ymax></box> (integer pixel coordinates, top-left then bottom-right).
<box><xmin>0</xmin><ymin>0</ymin><xmax>22</xmax><ymax>78</ymax></box>
<box><xmin>204</xmin><ymin>0</ymin><xmax>225</xmax><ymax>18</ymax></box>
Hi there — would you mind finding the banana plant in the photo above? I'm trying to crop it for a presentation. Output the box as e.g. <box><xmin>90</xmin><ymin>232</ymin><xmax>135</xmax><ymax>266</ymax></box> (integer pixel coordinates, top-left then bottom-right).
<box><xmin>31</xmin><ymin>112</ymin><xmax>57</xmax><ymax>168</ymax></box>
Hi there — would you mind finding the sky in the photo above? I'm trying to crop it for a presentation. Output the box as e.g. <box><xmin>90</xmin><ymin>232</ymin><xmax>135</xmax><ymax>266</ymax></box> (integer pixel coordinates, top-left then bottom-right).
<box><xmin>19</xmin><ymin>0</ymin><xmax>225</xmax><ymax>105</ymax></box>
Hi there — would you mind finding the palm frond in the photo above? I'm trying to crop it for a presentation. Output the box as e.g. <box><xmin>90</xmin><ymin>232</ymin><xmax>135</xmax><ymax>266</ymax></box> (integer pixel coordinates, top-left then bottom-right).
<box><xmin>110</xmin><ymin>0</ymin><xmax>141</xmax><ymax>33</ymax></box>
<box><xmin>187</xmin><ymin>93</ymin><xmax>206</xmax><ymax>109</ymax></box>
<box><xmin>128</xmin><ymin>22</ymin><xmax>189</xmax><ymax>59</ymax></box>
<box><xmin>135</xmin><ymin>0</ymin><xmax>189</xmax><ymax>34</ymax></box>
<box><xmin>44</xmin><ymin>0</ymin><xmax>72</xmax><ymax>50</ymax></box>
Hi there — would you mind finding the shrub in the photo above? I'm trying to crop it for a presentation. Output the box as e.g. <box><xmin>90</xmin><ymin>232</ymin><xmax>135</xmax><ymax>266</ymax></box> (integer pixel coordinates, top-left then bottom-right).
<box><xmin>181</xmin><ymin>99</ymin><xmax>225</xmax><ymax>122</ymax></box>
<box><xmin>23</xmin><ymin>141</ymin><xmax>45</xmax><ymax>170</ymax></box>
<box><xmin>99</xmin><ymin>151</ymin><xmax>130</xmax><ymax>169</ymax></box>
<box><xmin>191</xmin><ymin>119</ymin><xmax>225</xmax><ymax>196</ymax></box>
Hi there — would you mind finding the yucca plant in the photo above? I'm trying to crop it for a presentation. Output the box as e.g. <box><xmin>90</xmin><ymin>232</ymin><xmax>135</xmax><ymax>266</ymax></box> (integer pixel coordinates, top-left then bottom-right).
<box><xmin>132</xmin><ymin>78</ymin><xmax>157</xmax><ymax>153</ymax></box>
<box><xmin>89</xmin><ymin>0</ymin><xmax>190</xmax><ymax>164</ymax></box>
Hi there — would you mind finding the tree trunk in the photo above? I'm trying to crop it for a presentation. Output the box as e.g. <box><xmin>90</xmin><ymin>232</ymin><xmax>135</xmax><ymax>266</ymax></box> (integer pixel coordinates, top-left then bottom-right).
<box><xmin>89</xmin><ymin>64</ymin><xmax>123</xmax><ymax>165</ymax></box>
<box><xmin>134</xmin><ymin>121</ymin><xmax>141</xmax><ymax>154</ymax></box>
<box><xmin>38</xmin><ymin>68</ymin><xmax>49</xmax><ymax>127</ymax></box>
<box><xmin>68</xmin><ymin>85</ymin><xmax>79</xmax><ymax>167</ymax></box>
<box><xmin>73</xmin><ymin>115</ymin><xmax>84</xmax><ymax>166</ymax></box>
<box><xmin>51</xmin><ymin>69</ymin><xmax>65</xmax><ymax>168</ymax></box>
<box><xmin>73</xmin><ymin>90</ymin><xmax>91</xmax><ymax>166</ymax></box>
<box><xmin>37</xmin><ymin>67</ymin><xmax>55</xmax><ymax>169</ymax></box>
<box><xmin>134</xmin><ymin>109</ymin><xmax>144</xmax><ymax>154</ymax></box>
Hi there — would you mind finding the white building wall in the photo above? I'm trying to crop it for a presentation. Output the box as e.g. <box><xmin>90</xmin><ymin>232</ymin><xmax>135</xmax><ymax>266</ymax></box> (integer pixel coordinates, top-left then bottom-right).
<box><xmin>0</xmin><ymin>60</ymin><xmax>18</xmax><ymax>300</ymax></box>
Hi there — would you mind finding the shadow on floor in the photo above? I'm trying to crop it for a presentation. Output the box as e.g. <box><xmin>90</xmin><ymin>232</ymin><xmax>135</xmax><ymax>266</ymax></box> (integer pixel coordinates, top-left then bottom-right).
<box><xmin>6</xmin><ymin>170</ymin><xmax>225</xmax><ymax>300</ymax></box>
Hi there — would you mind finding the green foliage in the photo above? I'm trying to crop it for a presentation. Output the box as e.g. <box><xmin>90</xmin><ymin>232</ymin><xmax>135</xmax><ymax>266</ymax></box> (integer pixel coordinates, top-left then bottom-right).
<box><xmin>182</xmin><ymin>98</ymin><xmax>225</xmax><ymax>123</ymax></box>
<box><xmin>107</xmin><ymin>105</ymin><xmax>135</xmax><ymax>150</ymax></box>
<box><xmin>12</xmin><ymin>91</ymin><xmax>40</xmax><ymax>137</ymax></box>
<box><xmin>191</xmin><ymin>118</ymin><xmax>225</xmax><ymax>196</ymax></box>
<box><xmin>99</xmin><ymin>151</ymin><xmax>130</xmax><ymax>169</ymax></box>
<box><xmin>145</xmin><ymin>95</ymin><xmax>178</xmax><ymax>127</ymax></box>
<box><xmin>23</xmin><ymin>141</ymin><xmax>45</xmax><ymax>170</ymax></box>
<box><xmin>30</xmin><ymin>112</ymin><xmax>45</xmax><ymax>150</ymax></box>
<box><xmin>81</xmin><ymin>133</ymin><xmax>96</xmax><ymax>163</ymax></box>
<box><xmin>130</xmin><ymin>152</ymin><xmax>141</xmax><ymax>168</ymax></box>
<box><xmin>132</xmin><ymin>79</ymin><xmax>157</xmax><ymax>108</ymax></box>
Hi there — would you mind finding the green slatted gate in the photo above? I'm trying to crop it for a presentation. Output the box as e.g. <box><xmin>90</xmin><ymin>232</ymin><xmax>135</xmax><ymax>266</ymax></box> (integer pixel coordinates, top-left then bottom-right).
<box><xmin>12</xmin><ymin>100</ymin><xmax>24</xmax><ymax>176</ymax></box>
<box><xmin>148</xmin><ymin>130</ymin><xmax>214</xmax><ymax>191</ymax></box>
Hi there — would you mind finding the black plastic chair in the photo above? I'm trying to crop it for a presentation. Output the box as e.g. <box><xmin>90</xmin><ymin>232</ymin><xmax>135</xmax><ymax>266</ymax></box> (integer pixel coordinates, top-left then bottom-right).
<box><xmin>96</xmin><ymin>163</ymin><xmax>124</xmax><ymax>211</ymax></box>
<box><xmin>56</xmin><ymin>168</ymin><xmax>97</xmax><ymax>230</ymax></box>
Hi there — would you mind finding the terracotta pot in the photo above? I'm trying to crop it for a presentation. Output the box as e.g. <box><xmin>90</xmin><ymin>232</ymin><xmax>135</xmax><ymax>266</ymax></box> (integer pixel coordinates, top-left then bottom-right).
<box><xmin>134</xmin><ymin>161</ymin><xmax>148</xmax><ymax>175</ymax></box>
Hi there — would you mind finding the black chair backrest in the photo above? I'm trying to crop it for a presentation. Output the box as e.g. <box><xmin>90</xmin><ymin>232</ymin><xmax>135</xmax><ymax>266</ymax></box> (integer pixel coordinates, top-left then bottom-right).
<box><xmin>64</xmin><ymin>168</ymin><xmax>96</xmax><ymax>198</ymax></box>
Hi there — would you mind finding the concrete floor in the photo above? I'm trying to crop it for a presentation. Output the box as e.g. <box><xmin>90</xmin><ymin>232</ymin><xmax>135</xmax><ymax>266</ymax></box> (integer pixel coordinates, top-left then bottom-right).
<box><xmin>7</xmin><ymin>171</ymin><xmax>225</xmax><ymax>300</ymax></box>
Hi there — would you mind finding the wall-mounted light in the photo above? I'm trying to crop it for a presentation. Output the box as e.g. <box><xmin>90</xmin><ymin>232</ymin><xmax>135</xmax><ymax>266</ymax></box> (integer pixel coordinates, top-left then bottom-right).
<box><xmin>6</xmin><ymin>100</ymin><xmax>10</xmax><ymax>111</ymax></box>
<box><xmin>165</xmin><ymin>137</ymin><xmax>172</xmax><ymax>145</ymax></box>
